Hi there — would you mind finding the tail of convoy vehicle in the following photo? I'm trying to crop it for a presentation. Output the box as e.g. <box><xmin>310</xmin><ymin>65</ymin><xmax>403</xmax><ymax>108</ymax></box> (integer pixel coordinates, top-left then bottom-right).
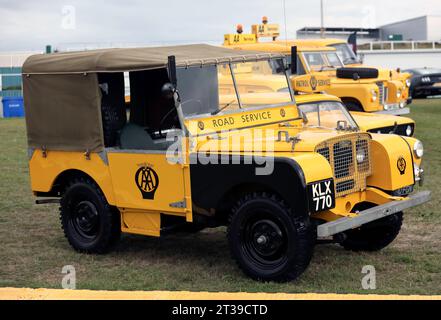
<box><xmin>22</xmin><ymin>44</ymin><xmax>430</xmax><ymax>282</ymax></box>
<box><xmin>223</xmin><ymin>20</ymin><xmax>411</xmax><ymax>116</ymax></box>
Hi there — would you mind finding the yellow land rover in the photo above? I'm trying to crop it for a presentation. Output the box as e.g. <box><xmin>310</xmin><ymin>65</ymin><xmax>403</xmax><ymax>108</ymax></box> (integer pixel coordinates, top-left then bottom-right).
<box><xmin>23</xmin><ymin>44</ymin><xmax>430</xmax><ymax>282</ymax></box>
<box><xmin>224</xmin><ymin>22</ymin><xmax>411</xmax><ymax>116</ymax></box>
<box><xmin>296</xmin><ymin>38</ymin><xmax>413</xmax><ymax>104</ymax></box>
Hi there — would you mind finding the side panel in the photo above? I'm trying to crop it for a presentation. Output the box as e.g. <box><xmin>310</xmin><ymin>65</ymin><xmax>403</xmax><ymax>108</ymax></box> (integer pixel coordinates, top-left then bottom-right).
<box><xmin>29</xmin><ymin>150</ymin><xmax>116</xmax><ymax>205</ymax></box>
<box><xmin>328</xmin><ymin>83</ymin><xmax>380</xmax><ymax>112</ymax></box>
<box><xmin>107</xmin><ymin>152</ymin><xmax>187</xmax><ymax>214</ymax></box>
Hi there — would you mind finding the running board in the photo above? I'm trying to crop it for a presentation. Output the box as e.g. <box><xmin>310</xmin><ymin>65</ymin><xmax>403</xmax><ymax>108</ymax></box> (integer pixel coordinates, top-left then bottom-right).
<box><xmin>35</xmin><ymin>199</ymin><xmax>60</xmax><ymax>205</ymax></box>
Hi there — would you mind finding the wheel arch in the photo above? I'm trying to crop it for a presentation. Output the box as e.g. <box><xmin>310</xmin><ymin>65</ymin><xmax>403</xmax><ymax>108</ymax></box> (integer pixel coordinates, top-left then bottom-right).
<box><xmin>341</xmin><ymin>97</ymin><xmax>364</xmax><ymax>111</ymax></box>
<box><xmin>189</xmin><ymin>155</ymin><xmax>310</xmax><ymax>222</ymax></box>
<box><xmin>214</xmin><ymin>182</ymin><xmax>285</xmax><ymax>223</ymax></box>
<box><xmin>36</xmin><ymin>168</ymin><xmax>117</xmax><ymax>205</ymax></box>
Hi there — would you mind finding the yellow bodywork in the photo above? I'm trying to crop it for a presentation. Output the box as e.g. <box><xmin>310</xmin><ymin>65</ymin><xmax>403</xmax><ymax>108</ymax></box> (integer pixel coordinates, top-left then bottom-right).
<box><xmin>28</xmin><ymin>41</ymin><xmax>420</xmax><ymax>239</ymax></box>
<box><xmin>29</xmin><ymin>99</ymin><xmax>419</xmax><ymax>236</ymax></box>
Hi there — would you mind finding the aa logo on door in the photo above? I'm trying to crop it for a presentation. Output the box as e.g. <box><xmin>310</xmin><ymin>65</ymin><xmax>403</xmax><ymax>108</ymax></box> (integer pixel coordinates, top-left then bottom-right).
<box><xmin>309</xmin><ymin>76</ymin><xmax>318</xmax><ymax>91</ymax></box>
<box><xmin>135</xmin><ymin>165</ymin><xmax>159</xmax><ymax>200</ymax></box>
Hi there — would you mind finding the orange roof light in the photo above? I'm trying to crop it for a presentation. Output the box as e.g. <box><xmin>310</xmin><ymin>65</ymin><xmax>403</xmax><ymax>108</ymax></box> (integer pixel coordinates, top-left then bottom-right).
<box><xmin>262</xmin><ymin>16</ymin><xmax>268</xmax><ymax>24</ymax></box>
<box><xmin>236</xmin><ymin>24</ymin><xmax>244</xmax><ymax>34</ymax></box>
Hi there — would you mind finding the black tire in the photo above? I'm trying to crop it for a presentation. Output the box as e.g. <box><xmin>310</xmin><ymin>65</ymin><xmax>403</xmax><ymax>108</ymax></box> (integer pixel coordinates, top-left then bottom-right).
<box><xmin>337</xmin><ymin>67</ymin><xmax>379</xmax><ymax>80</ymax></box>
<box><xmin>227</xmin><ymin>193</ymin><xmax>315</xmax><ymax>282</ymax></box>
<box><xmin>340</xmin><ymin>212</ymin><xmax>403</xmax><ymax>252</ymax></box>
<box><xmin>344</xmin><ymin>100</ymin><xmax>365</xmax><ymax>112</ymax></box>
<box><xmin>60</xmin><ymin>177</ymin><xmax>121</xmax><ymax>253</ymax></box>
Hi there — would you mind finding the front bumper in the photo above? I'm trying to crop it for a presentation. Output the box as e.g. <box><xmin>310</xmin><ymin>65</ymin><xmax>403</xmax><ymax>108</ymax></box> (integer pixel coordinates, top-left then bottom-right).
<box><xmin>317</xmin><ymin>191</ymin><xmax>431</xmax><ymax>238</ymax></box>
<box><xmin>375</xmin><ymin>107</ymin><xmax>410</xmax><ymax>116</ymax></box>
<box><xmin>414</xmin><ymin>85</ymin><xmax>441</xmax><ymax>97</ymax></box>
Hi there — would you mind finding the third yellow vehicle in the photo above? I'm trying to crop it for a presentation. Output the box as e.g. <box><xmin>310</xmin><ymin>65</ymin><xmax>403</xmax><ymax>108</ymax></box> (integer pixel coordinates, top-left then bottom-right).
<box><xmin>224</xmin><ymin>21</ymin><xmax>411</xmax><ymax>116</ymax></box>
<box><xmin>294</xmin><ymin>37</ymin><xmax>413</xmax><ymax>103</ymax></box>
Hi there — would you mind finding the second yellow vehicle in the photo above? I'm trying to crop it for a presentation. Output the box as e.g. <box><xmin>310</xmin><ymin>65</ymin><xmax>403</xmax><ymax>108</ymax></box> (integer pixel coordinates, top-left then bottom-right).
<box><xmin>224</xmin><ymin>21</ymin><xmax>412</xmax><ymax>116</ymax></box>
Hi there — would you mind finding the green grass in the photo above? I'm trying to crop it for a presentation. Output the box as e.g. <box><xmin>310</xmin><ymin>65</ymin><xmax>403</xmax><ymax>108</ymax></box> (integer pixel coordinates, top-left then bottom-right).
<box><xmin>0</xmin><ymin>99</ymin><xmax>440</xmax><ymax>294</ymax></box>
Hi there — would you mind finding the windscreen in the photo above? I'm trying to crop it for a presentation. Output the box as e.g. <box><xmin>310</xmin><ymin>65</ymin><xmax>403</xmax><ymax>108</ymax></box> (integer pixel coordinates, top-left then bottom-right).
<box><xmin>176</xmin><ymin>59</ymin><xmax>293</xmax><ymax>118</ymax></box>
<box><xmin>303</xmin><ymin>52</ymin><xmax>344</xmax><ymax>71</ymax></box>
<box><xmin>330</xmin><ymin>43</ymin><xmax>360</xmax><ymax>65</ymax></box>
<box><xmin>298</xmin><ymin>101</ymin><xmax>358</xmax><ymax>130</ymax></box>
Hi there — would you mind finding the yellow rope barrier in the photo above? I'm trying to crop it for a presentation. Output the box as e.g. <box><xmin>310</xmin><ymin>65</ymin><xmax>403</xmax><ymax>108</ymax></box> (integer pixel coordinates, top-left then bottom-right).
<box><xmin>1</xmin><ymin>287</ymin><xmax>440</xmax><ymax>300</ymax></box>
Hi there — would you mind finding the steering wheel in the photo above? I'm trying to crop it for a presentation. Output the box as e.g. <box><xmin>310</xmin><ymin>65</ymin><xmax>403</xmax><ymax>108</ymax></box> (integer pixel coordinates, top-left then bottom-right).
<box><xmin>158</xmin><ymin>108</ymin><xmax>180</xmax><ymax>138</ymax></box>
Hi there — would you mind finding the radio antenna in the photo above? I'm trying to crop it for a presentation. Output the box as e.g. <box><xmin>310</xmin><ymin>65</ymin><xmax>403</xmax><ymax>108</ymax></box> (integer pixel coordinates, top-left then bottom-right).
<box><xmin>283</xmin><ymin>0</ymin><xmax>288</xmax><ymax>43</ymax></box>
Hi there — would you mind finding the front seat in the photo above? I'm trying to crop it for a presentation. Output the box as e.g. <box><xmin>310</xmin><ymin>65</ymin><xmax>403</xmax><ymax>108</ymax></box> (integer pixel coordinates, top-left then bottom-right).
<box><xmin>119</xmin><ymin>123</ymin><xmax>162</xmax><ymax>150</ymax></box>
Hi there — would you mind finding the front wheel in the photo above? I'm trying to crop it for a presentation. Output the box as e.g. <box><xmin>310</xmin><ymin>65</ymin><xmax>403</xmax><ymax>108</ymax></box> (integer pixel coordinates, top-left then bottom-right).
<box><xmin>227</xmin><ymin>193</ymin><xmax>315</xmax><ymax>282</ymax></box>
<box><xmin>60</xmin><ymin>177</ymin><xmax>121</xmax><ymax>253</ymax></box>
<box><xmin>340</xmin><ymin>212</ymin><xmax>403</xmax><ymax>252</ymax></box>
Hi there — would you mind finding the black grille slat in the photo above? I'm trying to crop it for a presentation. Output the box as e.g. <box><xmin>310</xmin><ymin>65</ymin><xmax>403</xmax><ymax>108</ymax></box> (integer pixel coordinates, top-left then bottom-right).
<box><xmin>333</xmin><ymin>142</ymin><xmax>353</xmax><ymax>178</ymax></box>
<box><xmin>336</xmin><ymin>180</ymin><xmax>355</xmax><ymax>193</ymax></box>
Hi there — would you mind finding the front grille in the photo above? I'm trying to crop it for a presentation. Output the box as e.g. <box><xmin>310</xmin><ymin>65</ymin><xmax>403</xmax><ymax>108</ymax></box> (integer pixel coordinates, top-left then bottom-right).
<box><xmin>336</xmin><ymin>180</ymin><xmax>355</xmax><ymax>194</ymax></box>
<box><xmin>316</xmin><ymin>133</ymin><xmax>372</xmax><ymax>197</ymax></box>
<box><xmin>377</xmin><ymin>82</ymin><xmax>387</xmax><ymax>105</ymax></box>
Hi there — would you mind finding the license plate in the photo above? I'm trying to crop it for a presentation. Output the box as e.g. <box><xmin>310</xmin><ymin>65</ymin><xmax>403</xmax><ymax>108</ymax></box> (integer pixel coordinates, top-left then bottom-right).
<box><xmin>307</xmin><ymin>179</ymin><xmax>335</xmax><ymax>213</ymax></box>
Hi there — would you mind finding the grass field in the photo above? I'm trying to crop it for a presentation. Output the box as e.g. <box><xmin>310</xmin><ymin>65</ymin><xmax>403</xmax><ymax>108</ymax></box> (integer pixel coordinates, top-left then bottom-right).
<box><xmin>0</xmin><ymin>99</ymin><xmax>440</xmax><ymax>295</ymax></box>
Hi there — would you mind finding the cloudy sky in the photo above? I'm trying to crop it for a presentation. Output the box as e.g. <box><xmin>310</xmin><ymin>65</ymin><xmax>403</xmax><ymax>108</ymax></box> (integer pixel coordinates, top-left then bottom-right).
<box><xmin>0</xmin><ymin>0</ymin><xmax>440</xmax><ymax>52</ymax></box>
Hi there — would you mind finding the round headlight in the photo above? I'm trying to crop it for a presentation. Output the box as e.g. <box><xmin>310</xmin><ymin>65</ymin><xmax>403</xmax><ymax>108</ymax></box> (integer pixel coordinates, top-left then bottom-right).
<box><xmin>356</xmin><ymin>148</ymin><xmax>367</xmax><ymax>163</ymax></box>
<box><xmin>406</xmin><ymin>125</ymin><xmax>413</xmax><ymax>136</ymax></box>
<box><xmin>406</xmin><ymin>79</ymin><xmax>411</xmax><ymax>87</ymax></box>
<box><xmin>397</xmin><ymin>90</ymin><xmax>402</xmax><ymax>98</ymax></box>
<box><xmin>414</xmin><ymin>140</ymin><xmax>424</xmax><ymax>158</ymax></box>
<box><xmin>371</xmin><ymin>89</ymin><xmax>377</xmax><ymax>102</ymax></box>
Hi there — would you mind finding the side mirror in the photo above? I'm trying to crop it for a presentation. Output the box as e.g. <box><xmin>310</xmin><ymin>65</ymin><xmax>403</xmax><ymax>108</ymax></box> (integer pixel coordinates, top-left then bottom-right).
<box><xmin>291</xmin><ymin>46</ymin><xmax>297</xmax><ymax>75</ymax></box>
<box><xmin>167</xmin><ymin>55</ymin><xmax>177</xmax><ymax>87</ymax></box>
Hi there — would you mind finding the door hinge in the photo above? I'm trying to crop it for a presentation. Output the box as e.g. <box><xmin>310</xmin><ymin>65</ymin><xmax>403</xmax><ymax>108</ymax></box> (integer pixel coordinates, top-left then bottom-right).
<box><xmin>169</xmin><ymin>200</ymin><xmax>186</xmax><ymax>209</ymax></box>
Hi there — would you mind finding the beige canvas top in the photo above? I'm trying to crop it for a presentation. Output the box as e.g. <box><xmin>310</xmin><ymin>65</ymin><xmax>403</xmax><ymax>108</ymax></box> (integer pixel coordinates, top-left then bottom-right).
<box><xmin>22</xmin><ymin>44</ymin><xmax>284</xmax><ymax>152</ymax></box>
<box><xmin>22</xmin><ymin>44</ymin><xmax>283</xmax><ymax>74</ymax></box>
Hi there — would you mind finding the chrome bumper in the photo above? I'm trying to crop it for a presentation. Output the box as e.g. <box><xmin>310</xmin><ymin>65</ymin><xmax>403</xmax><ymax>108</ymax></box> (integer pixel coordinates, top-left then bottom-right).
<box><xmin>317</xmin><ymin>191</ymin><xmax>431</xmax><ymax>238</ymax></box>
<box><xmin>374</xmin><ymin>107</ymin><xmax>410</xmax><ymax>116</ymax></box>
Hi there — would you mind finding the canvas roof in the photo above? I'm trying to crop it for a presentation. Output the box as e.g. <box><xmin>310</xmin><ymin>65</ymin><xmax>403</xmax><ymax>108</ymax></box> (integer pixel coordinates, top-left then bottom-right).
<box><xmin>23</xmin><ymin>44</ymin><xmax>284</xmax><ymax>74</ymax></box>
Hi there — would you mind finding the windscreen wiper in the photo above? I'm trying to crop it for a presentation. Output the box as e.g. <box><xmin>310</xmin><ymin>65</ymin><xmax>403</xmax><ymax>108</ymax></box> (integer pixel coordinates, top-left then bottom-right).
<box><xmin>211</xmin><ymin>100</ymin><xmax>236</xmax><ymax>115</ymax></box>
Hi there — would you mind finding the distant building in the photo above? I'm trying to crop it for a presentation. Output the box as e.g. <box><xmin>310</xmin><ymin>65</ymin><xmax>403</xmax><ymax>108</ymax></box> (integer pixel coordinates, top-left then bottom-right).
<box><xmin>296</xmin><ymin>27</ymin><xmax>380</xmax><ymax>43</ymax></box>
<box><xmin>297</xmin><ymin>15</ymin><xmax>441</xmax><ymax>42</ymax></box>
<box><xmin>380</xmin><ymin>15</ymin><xmax>441</xmax><ymax>41</ymax></box>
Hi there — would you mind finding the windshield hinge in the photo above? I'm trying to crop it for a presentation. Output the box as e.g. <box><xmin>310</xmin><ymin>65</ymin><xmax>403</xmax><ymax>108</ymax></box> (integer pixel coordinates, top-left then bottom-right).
<box><xmin>277</xmin><ymin>131</ymin><xmax>301</xmax><ymax>151</ymax></box>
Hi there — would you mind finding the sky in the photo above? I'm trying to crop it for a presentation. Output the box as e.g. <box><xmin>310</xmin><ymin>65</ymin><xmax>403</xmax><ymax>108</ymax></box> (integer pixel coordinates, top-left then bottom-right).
<box><xmin>0</xmin><ymin>0</ymin><xmax>440</xmax><ymax>52</ymax></box>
